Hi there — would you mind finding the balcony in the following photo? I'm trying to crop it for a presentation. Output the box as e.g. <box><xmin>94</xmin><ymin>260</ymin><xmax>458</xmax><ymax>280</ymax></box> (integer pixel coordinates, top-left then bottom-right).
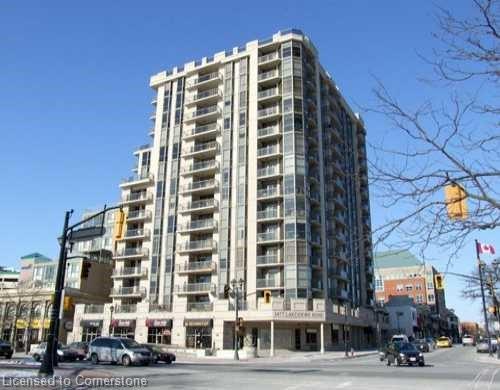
<box><xmin>257</xmin><ymin>186</ymin><xmax>282</xmax><ymax>200</ymax></box>
<box><xmin>256</xmin><ymin>278</ymin><xmax>283</xmax><ymax>289</ymax></box>
<box><xmin>178</xmin><ymin>219</ymin><xmax>217</xmax><ymax>233</ymax></box>
<box><xmin>120</xmin><ymin>228</ymin><xmax>150</xmax><ymax>241</ymax></box>
<box><xmin>181</xmin><ymin>179</ymin><xmax>218</xmax><ymax>194</ymax></box>
<box><xmin>187</xmin><ymin>72</ymin><xmax>221</xmax><ymax>89</ymax></box>
<box><xmin>336</xmin><ymin>289</ymin><xmax>349</xmax><ymax>300</ymax></box>
<box><xmin>177</xmin><ymin>239</ymin><xmax>216</xmax><ymax>254</ymax></box>
<box><xmin>174</xmin><ymin>283</ymin><xmax>215</xmax><ymax>295</ymax></box>
<box><xmin>177</xmin><ymin>260</ymin><xmax>216</xmax><ymax>274</ymax></box>
<box><xmin>258</xmin><ymin>51</ymin><xmax>280</xmax><ymax>66</ymax></box>
<box><xmin>257</xmin><ymin>125</ymin><xmax>281</xmax><ymax>140</ymax></box>
<box><xmin>258</xmin><ymin>87</ymin><xmax>280</xmax><ymax>102</ymax></box>
<box><xmin>182</xmin><ymin>141</ymin><xmax>218</xmax><ymax>158</ymax></box>
<box><xmin>257</xmin><ymin>231</ymin><xmax>282</xmax><ymax>244</ymax></box>
<box><xmin>127</xmin><ymin>209</ymin><xmax>152</xmax><ymax>222</ymax></box>
<box><xmin>310</xmin><ymin>192</ymin><xmax>321</xmax><ymax>205</ymax></box>
<box><xmin>121</xmin><ymin>192</ymin><xmax>153</xmax><ymax>205</ymax></box>
<box><xmin>181</xmin><ymin>160</ymin><xmax>219</xmax><ymax>176</ymax></box>
<box><xmin>179</xmin><ymin>198</ymin><xmax>218</xmax><ymax>214</ymax></box>
<box><xmin>257</xmin><ymin>165</ymin><xmax>282</xmax><ymax>179</ymax></box>
<box><xmin>311</xmin><ymin>257</ymin><xmax>322</xmax><ymax>268</ymax></box>
<box><xmin>112</xmin><ymin>267</ymin><xmax>148</xmax><ymax>279</ymax></box>
<box><xmin>258</xmin><ymin>69</ymin><xmax>280</xmax><ymax>85</ymax></box>
<box><xmin>310</xmin><ymin>236</ymin><xmax>321</xmax><ymax>247</ymax></box>
<box><xmin>185</xmin><ymin>88</ymin><xmax>220</xmax><ymax>105</ymax></box>
<box><xmin>310</xmin><ymin>214</ymin><xmax>321</xmax><ymax>225</ymax></box>
<box><xmin>256</xmin><ymin>254</ymin><xmax>283</xmax><ymax>267</ymax></box>
<box><xmin>185</xmin><ymin>105</ymin><xmax>220</xmax><ymax>123</ymax></box>
<box><xmin>257</xmin><ymin>208</ymin><xmax>282</xmax><ymax>221</ymax></box>
<box><xmin>110</xmin><ymin>286</ymin><xmax>146</xmax><ymax>298</ymax></box>
<box><xmin>113</xmin><ymin>247</ymin><xmax>149</xmax><ymax>259</ymax></box>
<box><xmin>120</xmin><ymin>173</ymin><xmax>154</xmax><ymax>188</ymax></box>
<box><xmin>84</xmin><ymin>304</ymin><xmax>104</xmax><ymax>314</ymax></box>
<box><xmin>183</xmin><ymin>123</ymin><xmax>220</xmax><ymax>141</ymax></box>
<box><xmin>187</xmin><ymin>302</ymin><xmax>213</xmax><ymax>312</ymax></box>
<box><xmin>257</xmin><ymin>145</ymin><xmax>282</xmax><ymax>160</ymax></box>
<box><xmin>258</xmin><ymin>106</ymin><xmax>281</xmax><ymax>120</ymax></box>
<box><xmin>113</xmin><ymin>304</ymin><xmax>137</xmax><ymax>314</ymax></box>
<box><xmin>149</xmin><ymin>303</ymin><xmax>172</xmax><ymax>313</ymax></box>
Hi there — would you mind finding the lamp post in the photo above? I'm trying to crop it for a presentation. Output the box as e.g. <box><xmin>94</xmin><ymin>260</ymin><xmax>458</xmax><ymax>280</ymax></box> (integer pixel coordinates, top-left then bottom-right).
<box><xmin>344</xmin><ymin>303</ymin><xmax>349</xmax><ymax>357</ymax></box>
<box><xmin>39</xmin><ymin>205</ymin><xmax>122</xmax><ymax>376</ymax></box>
<box><xmin>109</xmin><ymin>306</ymin><xmax>114</xmax><ymax>337</ymax></box>
<box><xmin>231</xmin><ymin>278</ymin><xmax>244</xmax><ymax>361</ymax></box>
<box><xmin>396</xmin><ymin>312</ymin><xmax>404</xmax><ymax>334</ymax></box>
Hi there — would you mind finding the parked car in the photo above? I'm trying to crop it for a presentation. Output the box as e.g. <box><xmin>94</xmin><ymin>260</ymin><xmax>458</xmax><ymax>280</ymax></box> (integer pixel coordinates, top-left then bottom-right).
<box><xmin>0</xmin><ymin>340</ymin><xmax>13</xmax><ymax>359</ymax></box>
<box><xmin>476</xmin><ymin>338</ymin><xmax>498</xmax><ymax>353</ymax></box>
<box><xmin>31</xmin><ymin>342</ymin><xmax>78</xmax><ymax>362</ymax></box>
<box><xmin>436</xmin><ymin>336</ymin><xmax>452</xmax><ymax>348</ymax></box>
<box><xmin>425</xmin><ymin>337</ymin><xmax>436</xmax><ymax>350</ymax></box>
<box><xmin>413</xmin><ymin>339</ymin><xmax>430</xmax><ymax>353</ymax></box>
<box><xmin>386</xmin><ymin>342</ymin><xmax>425</xmax><ymax>366</ymax></box>
<box><xmin>462</xmin><ymin>335</ymin><xmax>475</xmax><ymax>347</ymax></box>
<box><xmin>141</xmin><ymin>344</ymin><xmax>176</xmax><ymax>364</ymax></box>
<box><xmin>88</xmin><ymin>337</ymin><xmax>152</xmax><ymax>366</ymax></box>
<box><xmin>67</xmin><ymin>342</ymin><xmax>88</xmax><ymax>360</ymax></box>
<box><xmin>391</xmin><ymin>335</ymin><xmax>409</xmax><ymax>343</ymax></box>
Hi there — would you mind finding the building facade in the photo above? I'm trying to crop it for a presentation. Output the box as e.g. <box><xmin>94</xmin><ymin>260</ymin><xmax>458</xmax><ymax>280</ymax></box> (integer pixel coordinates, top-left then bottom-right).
<box><xmin>385</xmin><ymin>296</ymin><xmax>418</xmax><ymax>338</ymax></box>
<box><xmin>74</xmin><ymin>29</ymin><xmax>376</xmax><ymax>355</ymax></box>
<box><xmin>0</xmin><ymin>268</ymin><xmax>19</xmax><ymax>292</ymax></box>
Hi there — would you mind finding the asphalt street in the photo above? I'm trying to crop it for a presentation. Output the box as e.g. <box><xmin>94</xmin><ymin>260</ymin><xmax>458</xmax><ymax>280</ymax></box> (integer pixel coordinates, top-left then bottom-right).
<box><xmin>1</xmin><ymin>347</ymin><xmax>499</xmax><ymax>389</ymax></box>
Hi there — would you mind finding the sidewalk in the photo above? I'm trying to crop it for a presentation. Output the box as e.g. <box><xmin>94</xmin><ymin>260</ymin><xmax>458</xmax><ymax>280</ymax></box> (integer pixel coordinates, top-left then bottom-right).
<box><xmin>476</xmin><ymin>353</ymin><xmax>500</xmax><ymax>365</ymax></box>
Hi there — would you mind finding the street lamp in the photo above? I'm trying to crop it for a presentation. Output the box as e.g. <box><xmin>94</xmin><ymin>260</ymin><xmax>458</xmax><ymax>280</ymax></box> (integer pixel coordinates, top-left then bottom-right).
<box><xmin>231</xmin><ymin>278</ymin><xmax>244</xmax><ymax>361</ymax></box>
<box><xmin>396</xmin><ymin>312</ymin><xmax>404</xmax><ymax>334</ymax></box>
<box><xmin>39</xmin><ymin>205</ymin><xmax>122</xmax><ymax>376</ymax></box>
<box><xmin>109</xmin><ymin>306</ymin><xmax>114</xmax><ymax>337</ymax></box>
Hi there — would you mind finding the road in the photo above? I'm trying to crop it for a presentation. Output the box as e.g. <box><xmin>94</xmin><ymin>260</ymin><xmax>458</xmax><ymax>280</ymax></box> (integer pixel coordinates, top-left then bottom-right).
<box><xmin>2</xmin><ymin>347</ymin><xmax>499</xmax><ymax>389</ymax></box>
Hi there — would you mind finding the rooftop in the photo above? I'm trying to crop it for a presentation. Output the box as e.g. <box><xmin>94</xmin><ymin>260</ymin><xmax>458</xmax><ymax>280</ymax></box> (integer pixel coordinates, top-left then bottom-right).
<box><xmin>386</xmin><ymin>295</ymin><xmax>416</xmax><ymax>307</ymax></box>
<box><xmin>374</xmin><ymin>250</ymin><xmax>422</xmax><ymax>269</ymax></box>
<box><xmin>20</xmin><ymin>252</ymin><xmax>52</xmax><ymax>262</ymax></box>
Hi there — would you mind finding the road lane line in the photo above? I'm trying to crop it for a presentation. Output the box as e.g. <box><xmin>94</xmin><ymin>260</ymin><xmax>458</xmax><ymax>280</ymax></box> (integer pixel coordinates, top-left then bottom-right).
<box><xmin>473</xmin><ymin>368</ymin><xmax>489</xmax><ymax>390</ymax></box>
<box><xmin>488</xmin><ymin>368</ymin><xmax>499</xmax><ymax>390</ymax></box>
<box><xmin>335</xmin><ymin>381</ymin><xmax>352</xmax><ymax>388</ymax></box>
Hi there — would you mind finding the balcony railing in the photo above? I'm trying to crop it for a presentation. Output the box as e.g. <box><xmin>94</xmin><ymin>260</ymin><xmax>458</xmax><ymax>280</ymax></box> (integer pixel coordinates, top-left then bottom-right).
<box><xmin>258</xmin><ymin>88</ymin><xmax>279</xmax><ymax>100</ymax></box>
<box><xmin>257</xmin><ymin>145</ymin><xmax>281</xmax><ymax>157</ymax></box>
<box><xmin>182</xmin><ymin>179</ymin><xmax>217</xmax><ymax>193</ymax></box>
<box><xmin>258</xmin><ymin>69</ymin><xmax>280</xmax><ymax>81</ymax></box>
<box><xmin>177</xmin><ymin>239</ymin><xmax>216</xmax><ymax>252</ymax></box>
<box><xmin>123</xmin><ymin>228</ymin><xmax>150</xmax><ymax>239</ymax></box>
<box><xmin>256</xmin><ymin>255</ymin><xmax>282</xmax><ymax>265</ymax></box>
<box><xmin>257</xmin><ymin>208</ymin><xmax>282</xmax><ymax>220</ymax></box>
<box><xmin>258</xmin><ymin>125</ymin><xmax>281</xmax><ymax>138</ymax></box>
<box><xmin>257</xmin><ymin>186</ymin><xmax>282</xmax><ymax>198</ymax></box>
<box><xmin>257</xmin><ymin>165</ymin><xmax>282</xmax><ymax>178</ymax></box>
<box><xmin>121</xmin><ymin>173</ymin><xmax>153</xmax><ymax>185</ymax></box>
<box><xmin>258</xmin><ymin>52</ymin><xmax>280</xmax><ymax>64</ymax></box>
<box><xmin>187</xmin><ymin>105</ymin><xmax>219</xmax><ymax>120</ymax></box>
<box><xmin>182</xmin><ymin>160</ymin><xmax>218</xmax><ymax>174</ymax></box>
<box><xmin>181</xmin><ymin>198</ymin><xmax>218</xmax><ymax>212</ymax></box>
<box><xmin>110</xmin><ymin>286</ymin><xmax>146</xmax><ymax>297</ymax></box>
<box><xmin>112</xmin><ymin>267</ymin><xmax>148</xmax><ymax>278</ymax></box>
<box><xmin>127</xmin><ymin>210</ymin><xmax>151</xmax><ymax>220</ymax></box>
<box><xmin>188</xmin><ymin>72</ymin><xmax>220</xmax><ymax>87</ymax></box>
<box><xmin>256</xmin><ymin>278</ymin><xmax>283</xmax><ymax>288</ymax></box>
<box><xmin>113</xmin><ymin>247</ymin><xmax>149</xmax><ymax>258</ymax></box>
<box><xmin>183</xmin><ymin>123</ymin><xmax>219</xmax><ymax>138</ymax></box>
<box><xmin>84</xmin><ymin>304</ymin><xmax>104</xmax><ymax>314</ymax></box>
<box><xmin>257</xmin><ymin>231</ymin><xmax>281</xmax><ymax>242</ymax></box>
<box><xmin>258</xmin><ymin>106</ymin><xmax>280</xmax><ymax>118</ymax></box>
<box><xmin>113</xmin><ymin>304</ymin><xmax>137</xmax><ymax>314</ymax></box>
<box><xmin>179</xmin><ymin>219</ymin><xmax>217</xmax><ymax>231</ymax></box>
<box><xmin>187</xmin><ymin>88</ymin><xmax>220</xmax><ymax>103</ymax></box>
<box><xmin>183</xmin><ymin>141</ymin><xmax>218</xmax><ymax>155</ymax></box>
<box><xmin>187</xmin><ymin>302</ymin><xmax>213</xmax><ymax>312</ymax></box>
<box><xmin>149</xmin><ymin>303</ymin><xmax>172</xmax><ymax>313</ymax></box>
<box><xmin>177</xmin><ymin>260</ymin><xmax>215</xmax><ymax>273</ymax></box>
<box><xmin>121</xmin><ymin>192</ymin><xmax>152</xmax><ymax>203</ymax></box>
<box><xmin>175</xmin><ymin>283</ymin><xmax>215</xmax><ymax>293</ymax></box>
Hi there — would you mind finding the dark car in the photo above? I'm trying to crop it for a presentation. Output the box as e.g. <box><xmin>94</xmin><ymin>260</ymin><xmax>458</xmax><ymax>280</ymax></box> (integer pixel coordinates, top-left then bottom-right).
<box><xmin>386</xmin><ymin>342</ymin><xmax>425</xmax><ymax>367</ymax></box>
<box><xmin>414</xmin><ymin>339</ymin><xmax>430</xmax><ymax>353</ymax></box>
<box><xmin>32</xmin><ymin>342</ymin><xmax>78</xmax><ymax>362</ymax></box>
<box><xmin>0</xmin><ymin>340</ymin><xmax>13</xmax><ymax>359</ymax></box>
<box><xmin>142</xmin><ymin>344</ymin><xmax>176</xmax><ymax>364</ymax></box>
<box><xmin>67</xmin><ymin>342</ymin><xmax>88</xmax><ymax>360</ymax></box>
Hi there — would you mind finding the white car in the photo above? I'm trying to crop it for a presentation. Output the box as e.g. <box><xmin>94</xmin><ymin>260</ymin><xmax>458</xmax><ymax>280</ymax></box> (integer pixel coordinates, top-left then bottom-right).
<box><xmin>462</xmin><ymin>335</ymin><xmax>475</xmax><ymax>346</ymax></box>
<box><xmin>391</xmin><ymin>335</ymin><xmax>409</xmax><ymax>343</ymax></box>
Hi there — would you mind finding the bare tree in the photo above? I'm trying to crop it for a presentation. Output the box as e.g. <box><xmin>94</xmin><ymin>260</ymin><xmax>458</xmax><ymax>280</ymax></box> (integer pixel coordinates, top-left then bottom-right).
<box><xmin>461</xmin><ymin>262</ymin><xmax>500</xmax><ymax>300</ymax></box>
<box><xmin>369</xmin><ymin>0</ymin><xmax>500</xmax><ymax>260</ymax></box>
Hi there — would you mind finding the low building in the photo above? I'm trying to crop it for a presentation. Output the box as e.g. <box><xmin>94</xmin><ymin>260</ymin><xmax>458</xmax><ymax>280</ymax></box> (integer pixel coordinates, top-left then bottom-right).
<box><xmin>385</xmin><ymin>296</ymin><xmax>418</xmax><ymax>338</ymax></box>
<box><xmin>0</xmin><ymin>268</ymin><xmax>19</xmax><ymax>291</ymax></box>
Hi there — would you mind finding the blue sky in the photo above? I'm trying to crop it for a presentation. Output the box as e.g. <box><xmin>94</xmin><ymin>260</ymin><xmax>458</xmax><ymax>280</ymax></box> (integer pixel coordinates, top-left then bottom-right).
<box><xmin>0</xmin><ymin>1</ymin><xmax>496</xmax><ymax>323</ymax></box>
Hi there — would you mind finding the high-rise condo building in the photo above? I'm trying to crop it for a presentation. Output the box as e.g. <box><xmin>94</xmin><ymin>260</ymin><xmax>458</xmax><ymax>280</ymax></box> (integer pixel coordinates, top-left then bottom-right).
<box><xmin>73</xmin><ymin>29</ymin><xmax>376</xmax><ymax>355</ymax></box>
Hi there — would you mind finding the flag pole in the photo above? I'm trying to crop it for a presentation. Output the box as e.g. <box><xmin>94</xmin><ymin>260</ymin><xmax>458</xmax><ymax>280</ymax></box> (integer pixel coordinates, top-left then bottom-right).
<box><xmin>476</xmin><ymin>239</ymin><xmax>492</xmax><ymax>356</ymax></box>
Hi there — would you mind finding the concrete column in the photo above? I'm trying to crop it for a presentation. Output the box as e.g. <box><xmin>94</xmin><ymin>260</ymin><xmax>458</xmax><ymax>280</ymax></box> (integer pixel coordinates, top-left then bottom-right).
<box><xmin>270</xmin><ymin>320</ymin><xmax>275</xmax><ymax>357</ymax></box>
<box><xmin>320</xmin><ymin>323</ymin><xmax>325</xmax><ymax>354</ymax></box>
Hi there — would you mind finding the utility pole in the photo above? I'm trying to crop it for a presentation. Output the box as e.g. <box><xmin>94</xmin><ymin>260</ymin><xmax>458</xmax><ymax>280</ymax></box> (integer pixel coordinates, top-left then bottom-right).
<box><xmin>475</xmin><ymin>239</ymin><xmax>493</xmax><ymax>357</ymax></box>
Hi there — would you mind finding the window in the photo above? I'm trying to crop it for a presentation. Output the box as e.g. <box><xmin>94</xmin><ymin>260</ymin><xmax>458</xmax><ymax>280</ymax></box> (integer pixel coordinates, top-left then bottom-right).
<box><xmin>405</xmin><ymin>285</ymin><xmax>413</xmax><ymax>292</ymax></box>
<box><xmin>305</xmin><ymin>330</ymin><xmax>317</xmax><ymax>344</ymax></box>
<box><xmin>427</xmin><ymin>294</ymin><xmax>435</xmax><ymax>302</ymax></box>
<box><xmin>415</xmin><ymin>284</ymin><xmax>422</xmax><ymax>291</ymax></box>
<box><xmin>396</xmin><ymin>284</ymin><xmax>403</xmax><ymax>292</ymax></box>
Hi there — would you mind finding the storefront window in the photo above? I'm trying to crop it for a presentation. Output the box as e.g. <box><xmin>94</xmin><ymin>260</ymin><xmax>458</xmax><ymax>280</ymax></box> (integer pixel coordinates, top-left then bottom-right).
<box><xmin>186</xmin><ymin>327</ymin><xmax>212</xmax><ymax>349</ymax></box>
<box><xmin>82</xmin><ymin>327</ymin><xmax>101</xmax><ymax>343</ymax></box>
<box><xmin>147</xmin><ymin>327</ymin><xmax>171</xmax><ymax>345</ymax></box>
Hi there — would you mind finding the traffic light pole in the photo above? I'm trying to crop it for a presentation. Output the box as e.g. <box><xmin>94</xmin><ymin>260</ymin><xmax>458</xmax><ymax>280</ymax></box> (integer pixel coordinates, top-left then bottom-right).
<box><xmin>476</xmin><ymin>239</ymin><xmax>493</xmax><ymax>357</ymax></box>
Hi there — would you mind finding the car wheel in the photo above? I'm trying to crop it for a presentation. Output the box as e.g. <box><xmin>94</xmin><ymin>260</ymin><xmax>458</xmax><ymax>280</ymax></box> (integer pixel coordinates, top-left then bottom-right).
<box><xmin>122</xmin><ymin>355</ymin><xmax>131</xmax><ymax>367</ymax></box>
<box><xmin>6</xmin><ymin>354</ymin><xmax>12</xmax><ymax>360</ymax></box>
<box><xmin>166</xmin><ymin>358</ymin><xmax>172</xmax><ymax>365</ymax></box>
<box><xmin>33</xmin><ymin>354</ymin><xmax>40</xmax><ymax>362</ymax></box>
<box><xmin>396</xmin><ymin>359</ymin><xmax>401</xmax><ymax>366</ymax></box>
<box><xmin>419</xmin><ymin>362</ymin><xmax>425</xmax><ymax>367</ymax></box>
<box><xmin>91</xmin><ymin>353</ymin><xmax>99</xmax><ymax>365</ymax></box>
<box><xmin>78</xmin><ymin>356</ymin><xmax>84</xmax><ymax>361</ymax></box>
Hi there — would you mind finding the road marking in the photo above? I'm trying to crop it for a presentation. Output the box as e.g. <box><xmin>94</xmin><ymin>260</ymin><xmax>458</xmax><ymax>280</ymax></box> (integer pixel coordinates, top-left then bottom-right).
<box><xmin>335</xmin><ymin>381</ymin><xmax>352</xmax><ymax>388</ymax></box>
<box><xmin>472</xmin><ymin>368</ymin><xmax>489</xmax><ymax>390</ymax></box>
<box><xmin>488</xmin><ymin>368</ymin><xmax>499</xmax><ymax>390</ymax></box>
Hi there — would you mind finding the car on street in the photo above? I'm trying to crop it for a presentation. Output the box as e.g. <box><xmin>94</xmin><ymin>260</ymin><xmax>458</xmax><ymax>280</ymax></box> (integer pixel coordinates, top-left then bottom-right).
<box><xmin>385</xmin><ymin>342</ymin><xmax>425</xmax><ymax>366</ymax></box>
<box><xmin>67</xmin><ymin>341</ymin><xmax>88</xmax><ymax>360</ymax></box>
<box><xmin>391</xmin><ymin>335</ymin><xmax>409</xmax><ymax>343</ymax></box>
<box><xmin>141</xmin><ymin>344</ymin><xmax>176</xmax><ymax>364</ymax></box>
<box><xmin>476</xmin><ymin>338</ymin><xmax>498</xmax><ymax>353</ymax></box>
<box><xmin>31</xmin><ymin>342</ymin><xmax>79</xmax><ymax>362</ymax></box>
<box><xmin>436</xmin><ymin>336</ymin><xmax>452</xmax><ymax>348</ymax></box>
<box><xmin>462</xmin><ymin>335</ymin><xmax>475</xmax><ymax>347</ymax></box>
<box><xmin>425</xmin><ymin>337</ymin><xmax>436</xmax><ymax>350</ymax></box>
<box><xmin>413</xmin><ymin>339</ymin><xmax>430</xmax><ymax>353</ymax></box>
<box><xmin>88</xmin><ymin>337</ymin><xmax>152</xmax><ymax>366</ymax></box>
<box><xmin>0</xmin><ymin>340</ymin><xmax>13</xmax><ymax>359</ymax></box>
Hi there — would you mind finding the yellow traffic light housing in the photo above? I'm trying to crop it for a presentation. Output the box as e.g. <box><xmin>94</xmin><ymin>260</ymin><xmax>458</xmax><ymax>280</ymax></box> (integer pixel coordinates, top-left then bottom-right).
<box><xmin>435</xmin><ymin>274</ymin><xmax>444</xmax><ymax>290</ymax></box>
<box><xmin>114</xmin><ymin>209</ymin><xmax>126</xmax><ymax>240</ymax></box>
<box><xmin>444</xmin><ymin>183</ymin><xmax>468</xmax><ymax>220</ymax></box>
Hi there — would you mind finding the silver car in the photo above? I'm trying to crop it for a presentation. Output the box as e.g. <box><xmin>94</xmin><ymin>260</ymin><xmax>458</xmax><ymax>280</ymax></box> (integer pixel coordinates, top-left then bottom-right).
<box><xmin>88</xmin><ymin>337</ymin><xmax>152</xmax><ymax>366</ymax></box>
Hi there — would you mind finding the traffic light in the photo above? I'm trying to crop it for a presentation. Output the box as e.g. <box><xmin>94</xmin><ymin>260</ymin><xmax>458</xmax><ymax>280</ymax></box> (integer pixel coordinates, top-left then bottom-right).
<box><xmin>224</xmin><ymin>284</ymin><xmax>230</xmax><ymax>299</ymax></box>
<box><xmin>63</xmin><ymin>296</ymin><xmax>73</xmax><ymax>311</ymax></box>
<box><xmin>488</xmin><ymin>306</ymin><xmax>497</xmax><ymax>315</ymax></box>
<box><xmin>435</xmin><ymin>274</ymin><xmax>444</xmax><ymax>290</ymax></box>
<box><xmin>114</xmin><ymin>209</ymin><xmax>126</xmax><ymax>239</ymax></box>
<box><xmin>444</xmin><ymin>183</ymin><xmax>468</xmax><ymax>220</ymax></box>
<box><xmin>237</xmin><ymin>317</ymin><xmax>244</xmax><ymax>330</ymax></box>
<box><xmin>264</xmin><ymin>290</ymin><xmax>272</xmax><ymax>304</ymax></box>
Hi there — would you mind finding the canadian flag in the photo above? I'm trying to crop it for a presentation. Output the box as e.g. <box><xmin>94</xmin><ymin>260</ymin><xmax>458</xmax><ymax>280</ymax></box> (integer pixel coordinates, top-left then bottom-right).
<box><xmin>477</xmin><ymin>242</ymin><xmax>496</xmax><ymax>255</ymax></box>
